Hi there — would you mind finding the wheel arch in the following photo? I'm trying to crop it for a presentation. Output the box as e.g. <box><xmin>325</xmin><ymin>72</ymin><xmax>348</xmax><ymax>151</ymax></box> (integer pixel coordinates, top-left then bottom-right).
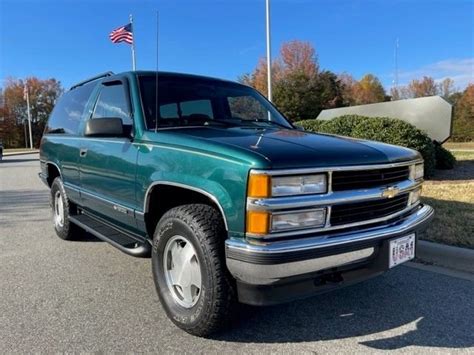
<box><xmin>45</xmin><ymin>161</ymin><xmax>62</xmax><ymax>187</ymax></box>
<box><xmin>144</xmin><ymin>182</ymin><xmax>229</xmax><ymax>238</ymax></box>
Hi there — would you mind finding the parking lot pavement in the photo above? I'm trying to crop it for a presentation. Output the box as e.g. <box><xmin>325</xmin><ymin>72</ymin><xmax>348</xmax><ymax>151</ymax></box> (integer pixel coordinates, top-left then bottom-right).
<box><xmin>1</xmin><ymin>153</ymin><xmax>473</xmax><ymax>353</ymax></box>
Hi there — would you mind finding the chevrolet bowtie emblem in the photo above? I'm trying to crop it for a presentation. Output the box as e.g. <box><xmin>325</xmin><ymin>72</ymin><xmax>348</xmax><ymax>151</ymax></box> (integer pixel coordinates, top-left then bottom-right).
<box><xmin>381</xmin><ymin>186</ymin><xmax>400</xmax><ymax>199</ymax></box>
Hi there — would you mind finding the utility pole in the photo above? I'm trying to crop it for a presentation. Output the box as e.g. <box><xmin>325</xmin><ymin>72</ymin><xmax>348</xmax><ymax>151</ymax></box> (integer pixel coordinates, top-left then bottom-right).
<box><xmin>24</xmin><ymin>84</ymin><xmax>33</xmax><ymax>149</ymax></box>
<box><xmin>394</xmin><ymin>38</ymin><xmax>399</xmax><ymax>92</ymax></box>
<box><xmin>266</xmin><ymin>0</ymin><xmax>272</xmax><ymax>102</ymax></box>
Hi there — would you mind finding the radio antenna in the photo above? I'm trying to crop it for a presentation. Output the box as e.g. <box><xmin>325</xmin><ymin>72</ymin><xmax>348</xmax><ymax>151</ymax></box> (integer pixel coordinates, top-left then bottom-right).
<box><xmin>155</xmin><ymin>11</ymin><xmax>159</xmax><ymax>132</ymax></box>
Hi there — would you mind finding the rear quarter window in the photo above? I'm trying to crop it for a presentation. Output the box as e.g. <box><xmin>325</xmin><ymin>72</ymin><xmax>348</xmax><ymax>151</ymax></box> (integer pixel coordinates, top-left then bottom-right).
<box><xmin>46</xmin><ymin>81</ymin><xmax>97</xmax><ymax>134</ymax></box>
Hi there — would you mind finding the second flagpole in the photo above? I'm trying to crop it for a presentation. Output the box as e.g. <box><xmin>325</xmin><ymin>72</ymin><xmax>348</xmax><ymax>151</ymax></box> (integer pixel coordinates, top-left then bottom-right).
<box><xmin>130</xmin><ymin>14</ymin><xmax>136</xmax><ymax>70</ymax></box>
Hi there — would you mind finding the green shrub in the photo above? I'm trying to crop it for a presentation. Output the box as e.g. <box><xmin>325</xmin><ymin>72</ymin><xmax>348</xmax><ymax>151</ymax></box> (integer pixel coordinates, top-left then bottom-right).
<box><xmin>296</xmin><ymin>119</ymin><xmax>324</xmax><ymax>132</ymax></box>
<box><xmin>434</xmin><ymin>143</ymin><xmax>456</xmax><ymax>169</ymax></box>
<box><xmin>295</xmin><ymin>115</ymin><xmax>440</xmax><ymax>177</ymax></box>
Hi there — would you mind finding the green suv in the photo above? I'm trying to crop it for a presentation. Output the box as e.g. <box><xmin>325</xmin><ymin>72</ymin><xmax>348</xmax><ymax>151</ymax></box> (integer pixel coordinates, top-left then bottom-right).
<box><xmin>39</xmin><ymin>71</ymin><xmax>434</xmax><ymax>336</ymax></box>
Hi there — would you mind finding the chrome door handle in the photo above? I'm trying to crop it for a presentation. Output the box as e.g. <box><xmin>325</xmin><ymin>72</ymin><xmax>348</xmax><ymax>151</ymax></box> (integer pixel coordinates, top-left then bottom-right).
<box><xmin>79</xmin><ymin>148</ymin><xmax>88</xmax><ymax>157</ymax></box>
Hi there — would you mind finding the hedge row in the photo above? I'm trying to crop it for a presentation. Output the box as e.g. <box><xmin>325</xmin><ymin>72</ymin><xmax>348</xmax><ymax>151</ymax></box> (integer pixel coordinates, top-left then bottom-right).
<box><xmin>296</xmin><ymin>115</ymin><xmax>456</xmax><ymax>177</ymax></box>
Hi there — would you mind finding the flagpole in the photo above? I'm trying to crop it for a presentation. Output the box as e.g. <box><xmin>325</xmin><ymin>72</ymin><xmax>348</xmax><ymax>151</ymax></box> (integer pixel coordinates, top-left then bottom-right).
<box><xmin>25</xmin><ymin>84</ymin><xmax>33</xmax><ymax>149</ymax></box>
<box><xmin>265</xmin><ymin>0</ymin><xmax>272</xmax><ymax>102</ymax></box>
<box><xmin>130</xmin><ymin>14</ymin><xmax>136</xmax><ymax>70</ymax></box>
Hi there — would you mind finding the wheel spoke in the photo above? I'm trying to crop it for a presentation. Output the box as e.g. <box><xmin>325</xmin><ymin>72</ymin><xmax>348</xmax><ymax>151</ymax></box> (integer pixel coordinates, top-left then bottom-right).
<box><xmin>169</xmin><ymin>264</ymin><xmax>181</xmax><ymax>285</ymax></box>
<box><xmin>189</xmin><ymin>258</ymin><xmax>202</xmax><ymax>289</ymax></box>
<box><xmin>180</xmin><ymin>241</ymin><xmax>196</xmax><ymax>263</ymax></box>
<box><xmin>181</xmin><ymin>284</ymin><xmax>194</xmax><ymax>304</ymax></box>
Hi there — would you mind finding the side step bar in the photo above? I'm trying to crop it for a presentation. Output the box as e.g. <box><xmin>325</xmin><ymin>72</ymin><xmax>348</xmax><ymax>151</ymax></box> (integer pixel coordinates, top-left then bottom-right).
<box><xmin>70</xmin><ymin>214</ymin><xmax>151</xmax><ymax>258</ymax></box>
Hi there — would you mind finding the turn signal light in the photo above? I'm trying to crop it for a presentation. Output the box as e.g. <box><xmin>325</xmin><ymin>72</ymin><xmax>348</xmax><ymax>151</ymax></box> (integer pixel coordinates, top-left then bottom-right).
<box><xmin>247</xmin><ymin>174</ymin><xmax>270</xmax><ymax>198</ymax></box>
<box><xmin>246</xmin><ymin>211</ymin><xmax>269</xmax><ymax>235</ymax></box>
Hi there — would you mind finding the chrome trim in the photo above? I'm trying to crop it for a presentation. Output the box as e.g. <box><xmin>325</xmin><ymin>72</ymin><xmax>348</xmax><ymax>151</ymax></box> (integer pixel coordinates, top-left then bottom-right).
<box><xmin>143</xmin><ymin>181</ymin><xmax>229</xmax><ymax>230</ymax></box>
<box><xmin>226</xmin><ymin>204</ymin><xmax>433</xmax><ymax>285</ymax></box>
<box><xmin>63</xmin><ymin>182</ymin><xmax>80</xmax><ymax>193</ymax></box>
<box><xmin>226</xmin><ymin>247</ymin><xmax>375</xmax><ymax>285</ymax></box>
<box><xmin>248</xmin><ymin>180</ymin><xmax>422</xmax><ymax>211</ymax></box>
<box><xmin>80</xmin><ymin>188</ymin><xmax>135</xmax><ymax>215</ymax></box>
<box><xmin>247</xmin><ymin>201</ymin><xmax>420</xmax><ymax>239</ymax></box>
<box><xmin>327</xmin><ymin>171</ymin><xmax>333</xmax><ymax>194</ymax></box>
<box><xmin>324</xmin><ymin>205</ymin><xmax>332</xmax><ymax>227</ymax></box>
<box><xmin>227</xmin><ymin>204</ymin><xmax>433</xmax><ymax>254</ymax></box>
<box><xmin>250</xmin><ymin>159</ymin><xmax>422</xmax><ymax>176</ymax></box>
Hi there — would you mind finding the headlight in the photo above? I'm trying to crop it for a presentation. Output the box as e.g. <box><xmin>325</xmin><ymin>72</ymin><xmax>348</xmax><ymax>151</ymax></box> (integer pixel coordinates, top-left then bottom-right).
<box><xmin>246</xmin><ymin>208</ymin><xmax>327</xmax><ymax>235</ymax></box>
<box><xmin>248</xmin><ymin>173</ymin><xmax>327</xmax><ymax>198</ymax></box>
<box><xmin>272</xmin><ymin>174</ymin><xmax>327</xmax><ymax>196</ymax></box>
<box><xmin>414</xmin><ymin>163</ymin><xmax>424</xmax><ymax>180</ymax></box>
<box><xmin>271</xmin><ymin>208</ymin><xmax>326</xmax><ymax>232</ymax></box>
<box><xmin>409</xmin><ymin>187</ymin><xmax>422</xmax><ymax>205</ymax></box>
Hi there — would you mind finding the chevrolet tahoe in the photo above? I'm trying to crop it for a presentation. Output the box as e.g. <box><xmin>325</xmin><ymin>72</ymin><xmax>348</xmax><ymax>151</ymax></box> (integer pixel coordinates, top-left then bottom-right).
<box><xmin>39</xmin><ymin>71</ymin><xmax>434</xmax><ymax>336</ymax></box>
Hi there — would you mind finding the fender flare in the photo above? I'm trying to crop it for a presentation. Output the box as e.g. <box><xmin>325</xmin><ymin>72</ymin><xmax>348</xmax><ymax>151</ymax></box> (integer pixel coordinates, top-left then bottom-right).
<box><xmin>143</xmin><ymin>181</ymin><xmax>229</xmax><ymax>231</ymax></box>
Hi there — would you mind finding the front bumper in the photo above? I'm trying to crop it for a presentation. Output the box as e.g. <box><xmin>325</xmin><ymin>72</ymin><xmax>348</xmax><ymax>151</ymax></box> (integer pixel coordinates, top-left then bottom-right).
<box><xmin>225</xmin><ymin>204</ymin><xmax>434</xmax><ymax>305</ymax></box>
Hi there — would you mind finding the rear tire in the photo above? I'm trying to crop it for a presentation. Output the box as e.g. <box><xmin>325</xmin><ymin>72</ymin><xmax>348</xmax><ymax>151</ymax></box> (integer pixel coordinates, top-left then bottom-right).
<box><xmin>50</xmin><ymin>177</ymin><xmax>78</xmax><ymax>240</ymax></box>
<box><xmin>152</xmin><ymin>204</ymin><xmax>236</xmax><ymax>337</ymax></box>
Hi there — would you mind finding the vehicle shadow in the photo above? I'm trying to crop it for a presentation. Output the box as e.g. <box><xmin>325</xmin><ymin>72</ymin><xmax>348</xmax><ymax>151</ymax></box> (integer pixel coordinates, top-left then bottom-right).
<box><xmin>70</xmin><ymin>231</ymin><xmax>103</xmax><ymax>242</ymax></box>
<box><xmin>215</xmin><ymin>267</ymin><xmax>474</xmax><ymax>350</ymax></box>
<box><xmin>429</xmin><ymin>159</ymin><xmax>474</xmax><ymax>181</ymax></box>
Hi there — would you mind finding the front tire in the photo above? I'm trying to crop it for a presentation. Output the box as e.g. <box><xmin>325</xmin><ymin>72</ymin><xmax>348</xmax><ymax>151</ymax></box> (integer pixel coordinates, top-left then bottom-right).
<box><xmin>152</xmin><ymin>204</ymin><xmax>236</xmax><ymax>337</ymax></box>
<box><xmin>50</xmin><ymin>177</ymin><xmax>78</xmax><ymax>240</ymax></box>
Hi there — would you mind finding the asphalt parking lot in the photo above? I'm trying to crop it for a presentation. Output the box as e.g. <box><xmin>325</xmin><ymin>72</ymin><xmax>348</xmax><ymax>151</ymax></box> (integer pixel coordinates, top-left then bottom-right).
<box><xmin>1</xmin><ymin>153</ymin><xmax>473</xmax><ymax>353</ymax></box>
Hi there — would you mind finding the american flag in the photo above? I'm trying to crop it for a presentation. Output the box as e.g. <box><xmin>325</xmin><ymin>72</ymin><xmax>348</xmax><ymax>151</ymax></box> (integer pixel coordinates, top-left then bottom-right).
<box><xmin>109</xmin><ymin>23</ymin><xmax>133</xmax><ymax>44</ymax></box>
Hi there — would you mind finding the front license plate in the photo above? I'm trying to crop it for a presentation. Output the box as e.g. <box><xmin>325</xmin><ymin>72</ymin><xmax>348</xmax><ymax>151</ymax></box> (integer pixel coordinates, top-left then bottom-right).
<box><xmin>389</xmin><ymin>234</ymin><xmax>416</xmax><ymax>268</ymax></box>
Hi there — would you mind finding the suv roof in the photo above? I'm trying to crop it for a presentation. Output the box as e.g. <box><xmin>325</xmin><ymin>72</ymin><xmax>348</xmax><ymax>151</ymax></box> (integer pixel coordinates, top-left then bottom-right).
<box><xmin>69</xmin><ymin>71</ymin><xmax>240</xmax><ymax>91</ymax></box>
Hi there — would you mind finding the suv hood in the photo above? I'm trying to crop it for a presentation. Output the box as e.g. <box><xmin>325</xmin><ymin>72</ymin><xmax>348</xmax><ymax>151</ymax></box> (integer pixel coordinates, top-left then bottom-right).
<box><xmin>171</xmin><ymin>126</ymin><xmax>420</xmax><ymax>169</ymax></box>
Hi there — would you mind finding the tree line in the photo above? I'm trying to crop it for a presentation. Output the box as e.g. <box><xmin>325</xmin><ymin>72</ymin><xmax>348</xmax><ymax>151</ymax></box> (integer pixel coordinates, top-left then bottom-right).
<box><xmin>241</xmin><ymin>40</ymin><xmax>473</xmax><ymax>141</ymax></box>
<box><xmin>0</xmin><ymin>40</ymin><xmax>472</xmax><ymax>148</ymax></box>
<box><xmin>0</xmin><ymin>78</ymin><xmax>63</xmax><ymax>148</ymax></box>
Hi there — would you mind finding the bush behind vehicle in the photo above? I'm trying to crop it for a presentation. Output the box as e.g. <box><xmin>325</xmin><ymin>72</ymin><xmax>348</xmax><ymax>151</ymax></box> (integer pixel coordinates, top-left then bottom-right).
<box><xmin>296</xmin><ymin>115</ymin><xmax>456</xmax><ymax>177</ymax></box>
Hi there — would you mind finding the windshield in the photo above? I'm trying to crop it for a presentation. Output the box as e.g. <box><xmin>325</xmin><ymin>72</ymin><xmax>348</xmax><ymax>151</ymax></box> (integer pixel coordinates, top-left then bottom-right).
<box><xmin>138</xmin><ymin>74</ymin><xmax>293</xmax><ymax>130</ymax></box>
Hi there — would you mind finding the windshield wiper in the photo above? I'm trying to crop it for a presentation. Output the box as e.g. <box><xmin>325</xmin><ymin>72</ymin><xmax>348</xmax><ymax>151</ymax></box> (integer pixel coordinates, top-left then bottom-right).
<box><xmin>205</xmin><ymin>119</ymin><xmax>239</xmax><ymax>127</ymax></box>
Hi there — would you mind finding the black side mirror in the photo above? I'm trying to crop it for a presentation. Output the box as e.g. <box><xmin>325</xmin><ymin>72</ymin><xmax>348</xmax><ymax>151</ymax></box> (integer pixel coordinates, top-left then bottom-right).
<box><xmin>84</xmin><ymin>118</ymin><xmax>124</xmax><ymax>137</ymax></box>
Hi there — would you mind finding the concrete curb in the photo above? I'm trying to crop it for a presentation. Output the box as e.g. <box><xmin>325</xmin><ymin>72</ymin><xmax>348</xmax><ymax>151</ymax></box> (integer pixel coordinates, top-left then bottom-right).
<box><xmin>417</xmin><ymin>240</ymin><xmax>474</xmax><ymax>273</ymax></box>
<box><xmin>3</xmin><ymin>150</ymin><xmax>39</xmax><ymax>157</ymax></box>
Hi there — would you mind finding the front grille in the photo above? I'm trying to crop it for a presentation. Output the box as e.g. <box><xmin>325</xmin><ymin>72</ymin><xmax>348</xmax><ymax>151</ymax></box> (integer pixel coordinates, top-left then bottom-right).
<box><xmin>332</xmin><ymin>166</ymin><xmax>410</xmax><ymax>191</ymax></box>
<box><xmin>330</xmin><ymin>194</ymin><xmax>409</xmax><ymax>226</ymax></box>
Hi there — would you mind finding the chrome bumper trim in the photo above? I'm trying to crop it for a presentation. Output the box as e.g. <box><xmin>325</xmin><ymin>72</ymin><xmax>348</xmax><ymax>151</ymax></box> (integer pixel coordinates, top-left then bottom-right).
<box><xmin>226</xmin><ymin>247</ymin><xmax>375</xmax><ymax>285</ymax></box>
<box><xmin>225</xmin><ymin>205</ymin><xmax>433</xmax><ymax>284</ymax></box>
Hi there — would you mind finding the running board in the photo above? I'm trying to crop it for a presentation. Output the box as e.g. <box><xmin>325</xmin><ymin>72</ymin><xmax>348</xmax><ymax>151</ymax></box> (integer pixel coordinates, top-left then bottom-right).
<box><xmin>70</xmin><ymin>214</ymin><xmax>151</xmax><ymax>258</ymax></box>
